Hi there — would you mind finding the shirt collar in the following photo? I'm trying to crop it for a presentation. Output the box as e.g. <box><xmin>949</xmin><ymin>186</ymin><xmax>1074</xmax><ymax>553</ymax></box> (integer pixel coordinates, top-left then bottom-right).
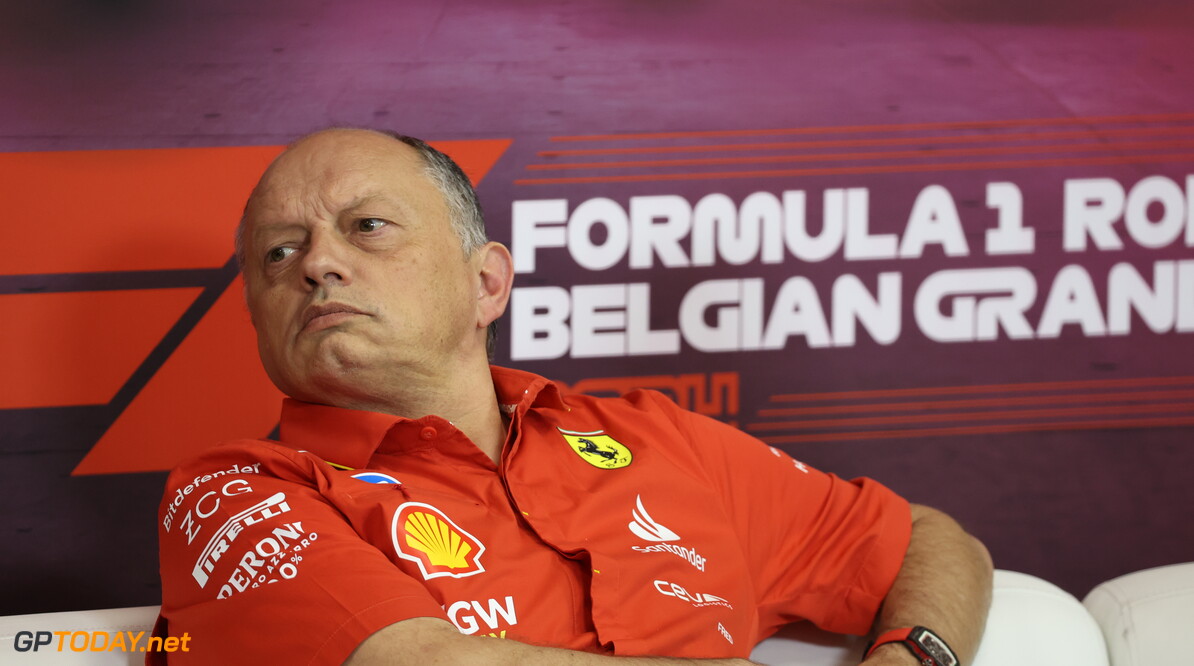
<box><xmin>277</xmin><ymin>365</ymin><xmax>567</xmax><ymax>468</ymax></box>
<box><xmin>491</xmin><ymin>365</ymin><xmax>567</xmax><ymax>415</ymax></box>
<box><xmin>278</xmin><ymin>400</ymin><xmax>402</xmax><ymax>470</ymax></box>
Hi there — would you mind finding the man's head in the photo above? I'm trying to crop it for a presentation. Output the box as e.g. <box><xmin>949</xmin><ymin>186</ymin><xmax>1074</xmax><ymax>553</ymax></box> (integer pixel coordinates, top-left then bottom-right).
<box><xmin>235</xmin><ymin>131</ymin><xmax>487</xmax><ymax>277</ymax></box>
<box><xmin>237</xmin><ymin>128</ymin><xmax>513</xmax><ymax>409</ymax></box>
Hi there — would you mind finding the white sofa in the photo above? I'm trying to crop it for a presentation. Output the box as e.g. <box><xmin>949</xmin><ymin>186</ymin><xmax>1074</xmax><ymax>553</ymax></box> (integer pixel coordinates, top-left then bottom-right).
<box><xmin>0</xmin><ymin>568</ymin><xmax>1140</xmax><ymax>665</ymax></box>
<box><xmin>1083</xmin><ymin>562</ymin><xmax>1194</xmax><ymax>666</ymax></box>
<box><xmin>750</xmin><ymin>569</ymin><xmax>1109</xmax><ymax>665</ymax></box>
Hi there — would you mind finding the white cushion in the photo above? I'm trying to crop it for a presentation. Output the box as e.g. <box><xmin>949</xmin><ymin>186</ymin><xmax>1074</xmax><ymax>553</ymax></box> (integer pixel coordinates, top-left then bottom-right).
<box><xmin>749</xmin><ymin>620</ymin><xmax>861</xmax><ymax>666</ymax></box>
<box><xmin>751</xmin><ymin>570</ymin><xmax>1109</xmax><ymax>666</ymax></box>
<box><xmin>973</xmin><ymin>570</ymin><xmax>1108</xmax><ymax>666</ymax></box>
<box><xmin>1083</xmin><ymin>562</ymin><xmax>1194</xmax><ymax>666</ymax></box>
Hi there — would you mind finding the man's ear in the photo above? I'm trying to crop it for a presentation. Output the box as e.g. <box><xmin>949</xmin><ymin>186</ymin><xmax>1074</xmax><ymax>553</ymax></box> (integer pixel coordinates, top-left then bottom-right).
<box><xmin>475</xmin><ymin>241</ymin><xmax>514</xmax><ymax>328</ymax></box>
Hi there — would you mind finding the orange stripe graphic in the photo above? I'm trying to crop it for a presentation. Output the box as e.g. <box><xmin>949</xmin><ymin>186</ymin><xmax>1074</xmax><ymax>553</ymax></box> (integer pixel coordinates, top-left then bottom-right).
<box><xmin>0</xmin><ymin>289</ymin><xmax>200</xmax><ymax>408</ymax></box>
<box><xmin>515</xmin><ymin>151</ymin><xmax>1194</xmax><ymax>185</ymax></box>
<box><xmin>64</xmin><ymin>139</ymin><xmax>511</xmax><ymax>474</ymax></box>
<box><xmin>548</xmin><ymin>112</ymin><xmax>1194</xmax><ymax>142</ymax></box>
<box><xmin>0</xmin><ymin>139</ymin><xmax>510</xmax><ymax>277</ymax></box>
<box><xmin>758</xmin><ymin>416</ymin><xmax>1194</xmax><ymax>444</ymax></box>
<box><xmin>0</xmin><ymin>146</ymin><xmax>282</xmax><ymax>275</ymax></box>
<box><xmin>758</xmin><ymin>389</ymin><xmax>1194</xmax><ymax>417</ymax></box>
<box><xmin>427</xmin><ymin>139</ymin><xmax>513</xmax><ymax>185</ymax></box>
<box><xmin>72</xmin><ymin>276</ymin><xmax>282</xmax><ymax>475</ymax></box>
<box><xmin>565</xmin><ymin>372</ymin><xmax>739</xmax><ymax>417</ymax></box>
<box><xmin>751</xmin><ymin>376</ymin><xmax>1194</xmax><ymax>444</ymax></box>
<box><xmin>538</xmin><ymin>126</ymin><xmax>1194</xmax><ymax>158</ymax></box>
<box><xmin>528</xmin><ymin>138</ymin><xmax>1194</xmax><ymax>172</ymax></box>
<box><xmin>769</xmin><ymin>376</ymin><xmax>1194</xmax><ymax>402</ymax></box>
<box><xmin>749</xmin><ymin>402</ymin><xmax>1194</xmax><ymax>431</ymax></box>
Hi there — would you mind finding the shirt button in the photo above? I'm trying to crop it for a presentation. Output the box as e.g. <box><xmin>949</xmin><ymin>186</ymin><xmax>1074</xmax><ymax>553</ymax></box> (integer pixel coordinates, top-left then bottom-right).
<box><xmin>419</xmin><ymin>426</ymin><xmax>437</xmax><ymax>440</ymax></box>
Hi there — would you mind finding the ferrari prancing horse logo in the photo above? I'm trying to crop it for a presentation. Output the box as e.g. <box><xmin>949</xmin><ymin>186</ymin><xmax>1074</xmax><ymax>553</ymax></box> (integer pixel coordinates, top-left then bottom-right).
<box><xmin>558</xmin><ymin>428</ymin><xmax>633</xmax><ymax>469</ymax></box>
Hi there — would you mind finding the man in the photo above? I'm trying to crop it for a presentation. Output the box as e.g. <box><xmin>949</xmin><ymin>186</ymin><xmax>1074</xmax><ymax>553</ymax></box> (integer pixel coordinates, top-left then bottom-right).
<box><xmin>154</xmin><ymin>128</ymin><xmax>992</xmax><ymax>665</ymax></box>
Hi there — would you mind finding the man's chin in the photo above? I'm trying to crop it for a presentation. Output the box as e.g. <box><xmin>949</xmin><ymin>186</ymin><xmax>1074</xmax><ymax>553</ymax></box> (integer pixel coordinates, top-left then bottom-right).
<box><xmin>290</xmin><ymin>333</ymin><xmax>360</xmax><ymax>368</ymax></box>
<box><xmin>282</xmin><ymin>357</ymin><xmax>377</xmax><ymax>404</ymax></box>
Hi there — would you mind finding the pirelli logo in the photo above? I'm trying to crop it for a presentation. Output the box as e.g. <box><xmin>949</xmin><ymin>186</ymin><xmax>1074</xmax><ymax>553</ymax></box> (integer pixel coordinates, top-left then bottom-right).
<box><xmin>191</xmin><ymin>492</ymin><xmax>291</xmax><ymax>587</ymax></box>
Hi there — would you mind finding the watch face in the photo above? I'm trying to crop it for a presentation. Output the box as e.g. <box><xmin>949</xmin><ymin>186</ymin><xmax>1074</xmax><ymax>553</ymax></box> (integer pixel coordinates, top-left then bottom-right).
<box><xmin>913</xmin><ymin>628</ymin><xmax>958</xmax><ymax>666</ymax></box>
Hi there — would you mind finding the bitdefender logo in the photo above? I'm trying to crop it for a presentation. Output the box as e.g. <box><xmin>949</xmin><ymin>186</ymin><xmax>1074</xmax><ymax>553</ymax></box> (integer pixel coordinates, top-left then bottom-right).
<box><xmin>629</xmin><ymin>495</ymin><xmax>708</xmax><ymax>572</ymax></box>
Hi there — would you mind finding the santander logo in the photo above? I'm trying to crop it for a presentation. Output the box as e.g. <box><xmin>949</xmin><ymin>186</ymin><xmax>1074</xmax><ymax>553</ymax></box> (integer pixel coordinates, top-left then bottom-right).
<box><xmin>628</xmin><ymin>495</ymin><xmax>708</xmax><ymax>572</ymax></box>
<box><xmin>629</xmin><ymin>494</ymin><xmax>681</xmax><ymax>542</ymax></box>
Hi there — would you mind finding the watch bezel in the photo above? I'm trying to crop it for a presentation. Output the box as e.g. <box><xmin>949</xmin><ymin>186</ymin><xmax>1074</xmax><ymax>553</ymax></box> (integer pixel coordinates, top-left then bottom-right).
<box><xmin>908</xmin><ymin>626</ymin><xmax>959</xmax><ymax>666</ymax></box>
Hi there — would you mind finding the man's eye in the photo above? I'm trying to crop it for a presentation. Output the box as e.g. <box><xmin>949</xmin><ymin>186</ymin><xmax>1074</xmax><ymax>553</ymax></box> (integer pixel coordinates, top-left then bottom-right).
<box><xmin>357</xmin><ymin>218</ymin><xmax>387</xmax><ymax>232</ymax></box>
<box><xmin>266</xmin><ymin>246</ymin><xmax>296</xmax><ymax>263</ymax></box>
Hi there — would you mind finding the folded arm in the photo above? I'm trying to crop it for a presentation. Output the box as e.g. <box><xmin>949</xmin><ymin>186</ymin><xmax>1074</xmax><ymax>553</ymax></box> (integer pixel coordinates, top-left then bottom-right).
<box><xmin>863</xmin><ymin>504</ymin><xmax>994</xmax><ymax>665</ymax></box>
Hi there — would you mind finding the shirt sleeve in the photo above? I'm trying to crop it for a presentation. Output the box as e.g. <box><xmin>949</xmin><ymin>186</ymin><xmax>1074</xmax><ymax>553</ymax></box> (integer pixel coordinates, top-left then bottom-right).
<box><xmin>154</xmin><ymin>440</ymin><xmax>448</xmax><ymax>665</ymax></box>
<box><xmin>643</xmin><ymin>391</ymin><xmax>911</xmax><ymax>638</ymax></box>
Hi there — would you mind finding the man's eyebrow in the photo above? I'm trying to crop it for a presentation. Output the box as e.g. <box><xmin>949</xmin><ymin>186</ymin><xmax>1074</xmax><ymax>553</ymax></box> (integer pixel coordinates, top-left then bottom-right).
<box><xmin>251</xmin><ymin>221</ymin><xmax>307</xmax><ymax>241</ymax></box>
<box><xmin>342</xmin><ymin>193</ymin><xmax>406</xmax><ymax>212</ymax></box>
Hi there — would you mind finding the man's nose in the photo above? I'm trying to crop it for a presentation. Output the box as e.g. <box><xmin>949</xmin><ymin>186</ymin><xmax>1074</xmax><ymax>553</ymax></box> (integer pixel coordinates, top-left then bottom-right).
<box><xmin>301</xmin><ymin>233</ymin><xmax>353</xmax><ymax>289</ymax></box>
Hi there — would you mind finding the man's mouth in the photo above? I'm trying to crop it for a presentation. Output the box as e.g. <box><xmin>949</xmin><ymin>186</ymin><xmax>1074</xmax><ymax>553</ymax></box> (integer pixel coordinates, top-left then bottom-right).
<box><xmin>301</xmin><ymin>303</ymin><xmax>369</xmax><ymax>332</ymax></box>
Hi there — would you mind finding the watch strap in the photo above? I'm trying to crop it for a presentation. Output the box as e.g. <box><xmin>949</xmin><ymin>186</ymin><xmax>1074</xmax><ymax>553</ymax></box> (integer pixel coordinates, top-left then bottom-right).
<box><xmin>863</xmin><ymin>626</ymin><xmax>959</xmax><ymax>666</ymax></box>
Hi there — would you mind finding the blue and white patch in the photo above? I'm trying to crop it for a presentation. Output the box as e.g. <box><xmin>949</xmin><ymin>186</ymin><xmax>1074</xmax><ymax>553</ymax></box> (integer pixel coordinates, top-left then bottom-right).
<box><xmin>351</xmin><ymin>472</ymin><xmax>402</xmax><ymax>485</ymax></box>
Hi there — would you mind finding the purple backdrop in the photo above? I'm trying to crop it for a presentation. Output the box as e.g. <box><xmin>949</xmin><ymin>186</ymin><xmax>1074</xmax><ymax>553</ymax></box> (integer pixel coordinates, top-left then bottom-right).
<box><xmin>2</xmin><ymin>0</ymin><xmax>1193</xmax><ymax>617</ymax></box>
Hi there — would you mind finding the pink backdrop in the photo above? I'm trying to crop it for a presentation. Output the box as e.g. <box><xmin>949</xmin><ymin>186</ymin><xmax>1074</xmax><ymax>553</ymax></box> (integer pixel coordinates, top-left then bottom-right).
<box><xmin>1</xmin><ymin>0</ymin><xmax>1192</xmax><ymax>616</ymax></box>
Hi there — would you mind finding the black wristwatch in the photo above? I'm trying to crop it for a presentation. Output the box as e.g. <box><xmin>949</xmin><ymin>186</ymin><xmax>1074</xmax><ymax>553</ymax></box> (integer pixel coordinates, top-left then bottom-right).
<box><xmin>863</xmin><ymin>626</ymin><xmax>959</xmax><ymax>666</ymax></box>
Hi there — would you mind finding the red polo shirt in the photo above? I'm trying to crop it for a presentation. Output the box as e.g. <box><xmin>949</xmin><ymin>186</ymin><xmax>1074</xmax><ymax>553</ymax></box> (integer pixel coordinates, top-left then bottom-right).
<box><xmin>154</xmin><ymin>366</ymin><xmax>910</xmax><ymax>664</ymax></box>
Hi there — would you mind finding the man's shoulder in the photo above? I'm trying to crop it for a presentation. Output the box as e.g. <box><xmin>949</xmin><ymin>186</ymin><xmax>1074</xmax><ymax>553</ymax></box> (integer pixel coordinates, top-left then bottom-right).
<box><xmin>557</xmin><ymin>383</ymin><xmax>687</xmax><ymax>420</ymax></box>
<box><xmin>163</xmin><ymin>437</ymin><xmax>308</xmax><ymax>491</ymax></box>
<box><xmin>493</xmin><ymin>364</ymin><xmax>685</xmax><ymax>419</ymax></box>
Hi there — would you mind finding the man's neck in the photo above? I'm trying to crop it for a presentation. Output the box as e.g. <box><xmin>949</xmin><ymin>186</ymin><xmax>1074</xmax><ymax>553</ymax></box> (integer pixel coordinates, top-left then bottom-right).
<box><xmin>419</xmin><ymin>368</ymin><xmax>507</xmax><ymax>464</ymax></box>
<box><xmin>322</xmin><ymin>358</ymin><xmax>508</xmax><ymax>464</ymax></box>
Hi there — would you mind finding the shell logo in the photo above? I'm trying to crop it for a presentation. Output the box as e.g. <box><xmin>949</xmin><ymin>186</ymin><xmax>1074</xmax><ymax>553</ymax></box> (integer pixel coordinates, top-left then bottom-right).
<box><xmin>391</xmin><ymin>502</ymin><xmax>486</xmax><ymax>580</ymax></box>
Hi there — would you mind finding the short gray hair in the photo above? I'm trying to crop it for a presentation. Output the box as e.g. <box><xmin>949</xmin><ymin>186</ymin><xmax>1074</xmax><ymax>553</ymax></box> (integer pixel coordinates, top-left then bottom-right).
<box><xmin>386</xmin><ymin>132</ymin><xmax>489</xmax><ymax>255</ymax></box>
<box><xmin>386</xmin><ymin>132</ymin><xmax>497</xmax><ymax>358</ymax></box>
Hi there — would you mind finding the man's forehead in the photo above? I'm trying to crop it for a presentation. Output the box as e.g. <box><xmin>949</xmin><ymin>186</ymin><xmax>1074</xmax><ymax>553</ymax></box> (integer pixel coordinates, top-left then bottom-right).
<box><xmin>289</xmin><ymin>127</ymin><xmax>413</xmax><ymax>159</ymax></box>
<box><xmin>266</xmin><ymin>131</ymin><xmax>420</xmax><ymax>186</ymax></box>
<box><xmin>247</xmin><ymin>131</ymin><xmax>430</xmax><ymax>217</ymax></box>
